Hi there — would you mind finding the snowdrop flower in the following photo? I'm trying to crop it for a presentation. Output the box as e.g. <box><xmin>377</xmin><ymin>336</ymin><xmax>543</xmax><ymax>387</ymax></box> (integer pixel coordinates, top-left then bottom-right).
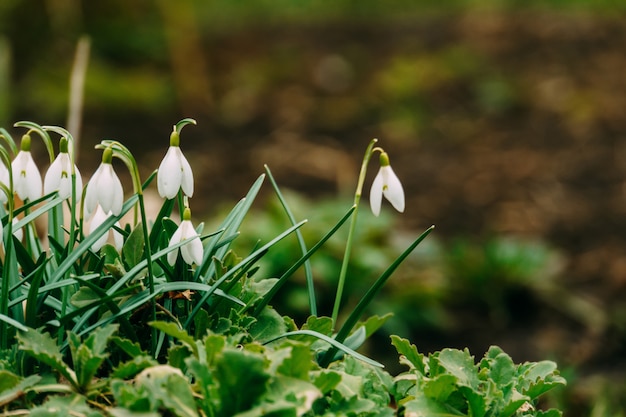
<box><xmin>11</xmin><ymin>134</ymin><xmax>42</xmax><ymax>202</ymax></box>
<box><xmin>167</xmin><ymin>207</ymin><xmax>203</xmax><ymax>266</ymax></box>
<box><xmin>44</xmin><ymin>137</ymin><xmax>83</xmax><ymax>201</ymax></box>
<box><xmin>157</xmin><ymin>130</ymin><xmax>194</xmax><ymax>199</ymax></box>
<box><xmin>88</xmin><ymin>204</ymin><xmax>123</xmax><ymax>252</ymax></box>
<box><xmin>84</xmin><ymin>147</ymin><xmax>123</xmax><ymax>218</ymax></box>
<box><xmin>369</xmin><ymin>151</ymin><xmax>405</xmax><ymax>217</ymax></box>
<box><xmin>0</xmin><ymin>162</ymin><xmax>10</xmax><ymax>204</ymax></box>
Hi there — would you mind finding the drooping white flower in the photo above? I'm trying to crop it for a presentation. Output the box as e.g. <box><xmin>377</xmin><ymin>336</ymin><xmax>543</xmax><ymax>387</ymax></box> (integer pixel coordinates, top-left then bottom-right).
<box><xmin>0</xmin><ymin>162</ymin><xmax>10</xmax><ymax>204</ymax></box>
<box><xmin>167</xmin><ymin>208</ymin><xmax>203</xmax><ymax>266</ymax></box>
<box><xmin>88</xmin><ymin>204</ymin><xmax>123</xmax><ymax>252</ymax></box>
<box><xmin>11</xmin><ymin>134</ymin><xmax>42</xmax><ymax>202</ymax></box>
<box><xmin>84</xmin><ymin>147</ymin><xmax>123</xmax><ymax>218</ymax></box>
<box><xmin>369</xmin><ymin>151</ymin><xmax>405</xmax><ymax>217</ymax></box>
<box><xmin>157</xmin><ymin>131</ymin><xmax>194</xmax><ymax>199</ymax></box>
<box><xmin>44</xmin><ymin>137</ymin><xmax>83</xmax><ymax>201</ymax></box>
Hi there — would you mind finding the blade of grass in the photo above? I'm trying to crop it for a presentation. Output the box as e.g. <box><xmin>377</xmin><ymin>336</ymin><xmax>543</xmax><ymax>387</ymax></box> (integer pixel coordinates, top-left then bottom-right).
<box><xmin>251</xmin><ymin>205</ymin><xmax>355</xmax><ymax>316</ymax></box>
<box><xmin>320</xmin><ymin>225</ymin><xmax>435</xmax><ymax>367</ymax></box>
<box><xmin>264</xmin><ymin>164</ymin><xmax>317</xmax><ymax>316</ymax></box>
<box><xmin>263</xmin><ymin>329</ymin><xmax>383</xmax><ymax>368</ymax></box>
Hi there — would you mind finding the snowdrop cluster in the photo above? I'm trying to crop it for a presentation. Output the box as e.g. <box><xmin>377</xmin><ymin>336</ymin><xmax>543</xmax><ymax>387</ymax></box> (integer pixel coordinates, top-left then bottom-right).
<box><xmin>0</xmin><ymin>122</ymin><xmax>203</xmax><ymax>267</ymax></box>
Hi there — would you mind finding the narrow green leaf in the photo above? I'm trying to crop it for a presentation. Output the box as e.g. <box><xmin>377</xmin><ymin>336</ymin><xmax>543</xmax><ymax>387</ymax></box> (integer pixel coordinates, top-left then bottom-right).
<box><xmin>264</xmin><ymin>330</ymin><xmax>383</xmax><ymax>368</ymax></box>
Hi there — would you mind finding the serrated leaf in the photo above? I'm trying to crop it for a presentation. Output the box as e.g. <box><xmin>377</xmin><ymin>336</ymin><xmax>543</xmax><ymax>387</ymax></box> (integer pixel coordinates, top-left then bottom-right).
<box><xmin>29</xmin><ymin>393</ymin><xmax>104</xmax><ymax>417</ymax></box>
<box><xmin>390</xmin><ymin>335</ymin><xmax>426</xmax><ymax>374</ymax></box>
<box><xmin>215</xmin><ymin>348</ymin><xmax>270</xmax><ymax>416</ymax></box>
<box><xmin>435</xmin><ymin>348</ymin><xmax>480</xmax><ymax>389</ymax></box>
<box><xmin>16</xmin><ymin>329</ymin><xmax>77</xmax><ymax>387</ymax></box>
<box><xmin>423</xmin><ymin>374</ymin><xmax>457</xmax><ymax>403</ymax></box>
<box><xmin>112</xmin><ymin>356</ymin><xmax>159</xmax><ymax>380</ymax></box>
<box><xmin>0</xmin><ymin>373</ymin><xmax>41</xmax><ymax>408</ymax></box>
<box><xmin>312</xmin><ymin>370</ymin><xmax>342</xmax><ymax>394</ymax></box>
<box><xmin>111</xmin><ymin>336</ymin><xmax>148</xmax><ymax>358</ymax></box>
<box><xmin>401</xmin><ymin>394</ymin><xmax>459</xmax><ymax>417</ymax></box>
<box><xmin>249</xmin><ymin>306</ymin><xmax>286</xmax><ymax>343</ymax></box>
<box><xmin>276</xmin><ymin>342</ymin><xmax>314</xmax><ymax>379</ymax></box>
<box><xmin>518</xmin><ymin>360</ymin><xmax>566</xmax><ymax>399</ymax></box>
<box><xmin>302</xmin><ymin>315</ymin><xmax>334</xmax><ymax>336</ymax></box>
<box><xmin>149</xmin><ymin>321</ymin><xmax>197</xmax><ymax>357</ymax></box>
<box><xmin>360</xmin><ymin>313</ymin><xmax>393</xmax><ymax>338</ymax></box>
<box><xmin>123</xmin><ymin>222</ymin><xmax>145</xmax><ymax>268</ymax></box>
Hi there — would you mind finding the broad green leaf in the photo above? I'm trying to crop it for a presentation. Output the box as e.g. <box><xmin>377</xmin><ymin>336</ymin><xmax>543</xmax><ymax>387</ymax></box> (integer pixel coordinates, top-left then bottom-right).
<box><xmin>276</xmin><ymin>342</ymin><xmax>314</xmax><ymax>379</ymax></box>
<box><xmin>302</xmin><ymin>315</ymin><xmax>333</xmax><ymax>336</ymax></box>
<box><xmin>111</xmin><ymin>336</ymin><xmax>148</xmax><ymax>358</ymax></box>
<box><xmin>360</xmin><ymin>313</ymin><xmax>393</xmax><ymax>338</ymax></box>
<box><xmin>71</xmin><ymin>286</ymin><xmax>101</xmax><ymax>308</ymax></box>
<box><xmin>312</xmin><ymin>370</ymin><xmax>342</xmax><ymax>394</ymax></box>
<box><xmin>481</xmin><ymin>347</ymin><xmax>515</xmax><ymax>387</ymax></box>
<box><xmin>0</xmin><ymin>374</ymin><xmax>41</xmax><ymax>408</ymax></box>
<box><xmin>215</xmin><ymin>348</ymin><xmax>270</xmax><ymax>416</ymax></box>
<box><xmin>435</xmin><ymin>348</ymin><xmax>480</xmax><ymax>389</ymax></box>
<box><xmin>123</xmin><ymin>221</ymin><xmax>145</xmax><ymax>268</ymax></box>
<box><xmin>519</xmin><ymin>360</ymin><xmax>566</xmax><ymax>399</ymax></box>
<box><xmin>149</xmin><ymin>321</ymin><xmax>197</xmax><ymax>357</ymax></box>
<box><xmin>29</xmin><ymin>393</ymin><xmax>104</xmax><ymax>417</ymax></box>
<box><xmin>249</xmin><ymin>306</ymin><xmax>287</xmax><ymax>343</ymax></box>
<box><xmin>159</xmin><ymin>373</ymin><xmax>199</xmax><ymax>417</ymax></box>
<box><xmin>423</xmin><ymin>374</ymin><xmax>457</xmax><ymax>403</ymax></box>
<box><xmin>401</xmin><ymin>394</ymin><xmax>462</xmax><ymax>417</ymax></box>
<box><xmin>390</xmin><ymin>335</ymin><xmax>426</xmax><ymax>374</ymax></box>
<box><xmin>16</xmin><ymin>329</ymin><xmax>77</xmax><ymax>387</ymax></box>
<box><xmin>111</xmin><ymin>355</ymin><xmax>159</xmax><ymax>380</ymax></box>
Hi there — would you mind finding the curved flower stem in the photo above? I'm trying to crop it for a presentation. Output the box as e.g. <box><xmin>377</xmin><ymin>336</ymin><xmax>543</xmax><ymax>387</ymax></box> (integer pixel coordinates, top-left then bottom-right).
<box><xmin>331</xmin><ymin>138</ymin><xmax>378</xmax><ymax>325</ymax></box>
<box><xmin>98</xmin><ymin>140</ymin><xmax>158</xmax><ymax>355</ymax></box>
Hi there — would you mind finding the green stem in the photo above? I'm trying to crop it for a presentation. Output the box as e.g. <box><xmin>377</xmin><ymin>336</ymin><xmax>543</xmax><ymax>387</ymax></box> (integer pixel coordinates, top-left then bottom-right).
<box><xmin>331</xmin><ymin>138</ymin><xmax>378</xmax><ymax>325</ymax></box>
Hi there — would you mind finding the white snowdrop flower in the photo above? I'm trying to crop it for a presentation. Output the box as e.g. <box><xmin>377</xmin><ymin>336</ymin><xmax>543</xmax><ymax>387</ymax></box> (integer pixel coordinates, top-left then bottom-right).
<box><xmin>369</xmin><ymin>151</ymin><xmax>405</xmax><ymax>217</ymax></box>
<box><xmin>11</xmin><ymin>134</ymin><xmax>42</xmax><ymax>202</ymax></box>
<box><xmin>167</xmin><ymin>207</ymin><xmax>203</xmax><ymax>266</ymax></box>
<box><xmin>88</xmin><ymin>204</ymin><xmax>123</xmax><ymax>252</ymax></box>
<box><xmin>84</xmin><ymin>147</ymin><xmax>123</xmax><ymax>218</ymax></box>
<box><xmin>157</xmin><ymin>130</ymin><xmax>194</xmax><ymax>199</ymax></box>
<box><xmin>44</xmin><ymin>137</ymin><xmax>83</xmax><ymax>201</ymax></box>
<box><xmin>0</xmin><ymin>162</ymin><xmax>10</xmax><ymax>204</ymax></box>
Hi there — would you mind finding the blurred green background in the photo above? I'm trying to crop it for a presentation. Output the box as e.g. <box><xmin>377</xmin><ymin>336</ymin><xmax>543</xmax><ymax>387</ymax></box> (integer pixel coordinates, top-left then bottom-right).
<box><xmin>2</xmin><ymin>0</ymin><xmax>626</xmax><ymax>415</ymax></box>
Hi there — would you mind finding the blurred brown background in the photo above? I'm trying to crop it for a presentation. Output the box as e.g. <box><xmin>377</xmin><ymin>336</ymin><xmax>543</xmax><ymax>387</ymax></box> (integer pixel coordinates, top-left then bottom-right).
<box><xmin>1</xmin><ymin>1</ymin><xmax>626</xmax><ymax>414</ymax></box>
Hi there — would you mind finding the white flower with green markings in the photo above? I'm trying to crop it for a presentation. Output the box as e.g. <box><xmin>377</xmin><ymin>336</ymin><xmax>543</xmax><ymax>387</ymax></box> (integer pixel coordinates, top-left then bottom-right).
<box><xmin>167</xmin><ymin>207</ymin><xmax>203</xmax><ymax>266</ymax></box>
<box><xmin>11</xmin><ymin>134</ymin><xmax>42</xmax><ymax>202</ymax></box>
<box><xmin>369</xmin><ymin>151</ymin><xmax>404</xmax><ymax>217</ymax></box>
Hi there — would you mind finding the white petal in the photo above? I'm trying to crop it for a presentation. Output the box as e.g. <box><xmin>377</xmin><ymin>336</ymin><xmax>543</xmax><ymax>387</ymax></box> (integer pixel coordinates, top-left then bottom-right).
<box><xmin>89</xmin><ymin>205</ymin><xmax>108</xmax><ymax>251</ymax></box>
<box><xmin>381</xmin><ymin>166</ymin><xmax>405</xmax><ymax>213</ymax></box>
<box><xmin>12</xmin><ymin>152</ymin><xmax>42</xmax><ymax>201</ymax></box>
<box><xmin>112</xmin><ymin>221</ymin><xmax>124</xmax><ymax>250</ymax></box>
<box><xmin>44</xmin><ymin>155</ymin><xmax>64</xmax><ymax>195</ymax></box>
<box><xmin>84</xmin><ymin>164</ymin><xmax>104</xmax><ymax>217</ymax></box>
<box><xmin>179</xmin><ymin>151</ymin><xmax>194</xmax><ymax>198</ymax></box>
<box><xmin>167</xmin><ymin>225</ymin><xmax>183</xmax><ymax>266</ymax></box>
<box><xmin>157</xmin><ymin>147</ymin><xmax>184</xmax><ymax>199</ymax></box>
<box><xmin>181</xmin><ymin>236</ymin><xmax>203</xmax><ymax>265</ymax></box>
<box><xmin>369</xmin><ymin>170</ymin><xmax>384</xmax><ymax>217</ymax></box>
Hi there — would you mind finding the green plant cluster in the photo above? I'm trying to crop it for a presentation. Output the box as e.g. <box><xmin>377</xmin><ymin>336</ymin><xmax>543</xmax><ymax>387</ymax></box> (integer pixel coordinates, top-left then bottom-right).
<box><xmin>0</xmin><ymin>121</ymin><xmax>564</xmax><ymax>415</ymax></box>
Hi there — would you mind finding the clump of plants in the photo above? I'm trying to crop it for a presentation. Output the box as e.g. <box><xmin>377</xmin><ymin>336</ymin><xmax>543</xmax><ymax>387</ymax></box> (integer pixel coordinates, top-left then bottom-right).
<box><xmin>0</xmin><ymin>119</ymin><xmax>565</xmax><ymax>416</ymax></box>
